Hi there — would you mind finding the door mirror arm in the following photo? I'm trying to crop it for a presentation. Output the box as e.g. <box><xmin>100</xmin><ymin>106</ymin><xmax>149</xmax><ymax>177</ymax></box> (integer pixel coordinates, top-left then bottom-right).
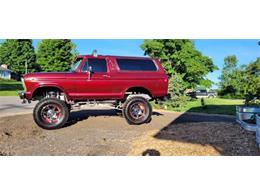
<box><xmin>88</xmin><ymin>65</ymin><xmax>93</xmax><ymax>73</ymax></box>
<box><xmin>87</xmin><ymin>66</ymin><xmax>93</xmax><ymax>80</ymax></box>
<box><xmin>88</xmin><ymin>71</ymin><xmax>91</xmax><ymax>80</ymax></box>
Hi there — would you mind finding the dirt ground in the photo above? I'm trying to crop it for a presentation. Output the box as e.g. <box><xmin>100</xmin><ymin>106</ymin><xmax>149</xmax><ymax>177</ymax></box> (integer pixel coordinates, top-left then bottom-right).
<box><xmin>0</xmin><ymin>109</ymin><xmax>259</xmax><ymax>156</ymax></box>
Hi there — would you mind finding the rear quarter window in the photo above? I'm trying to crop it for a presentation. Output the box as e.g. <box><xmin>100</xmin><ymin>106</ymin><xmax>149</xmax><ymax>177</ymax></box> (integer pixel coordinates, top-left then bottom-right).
<box><xmin>116</xmin><ymin>59</ymin><xmax>157</xmax><ymax>71</ymax></box>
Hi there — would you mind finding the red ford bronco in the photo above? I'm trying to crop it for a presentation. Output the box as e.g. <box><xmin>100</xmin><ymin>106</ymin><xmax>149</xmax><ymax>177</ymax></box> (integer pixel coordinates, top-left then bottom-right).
<box><xmin>19</xmin><ymin>53</ymin><xmax>169</xmax><ymax>129</ymax></box>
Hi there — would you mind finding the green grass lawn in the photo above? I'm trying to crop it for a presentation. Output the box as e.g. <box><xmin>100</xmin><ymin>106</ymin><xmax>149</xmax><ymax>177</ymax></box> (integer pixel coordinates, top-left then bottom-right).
<box><xmin>0</xmin><ymin>79</ymin><xmax>23</xmax><ymax>96</ymax></box>
<box><xmin>181</xmin><ymin>98</ymin><xmax>244</xmax><ymax>115</ymax></box>
<box><xmin>154</xmin><ymin>98</ymin><xmax>245</xmax><ymax>115</ymax></box>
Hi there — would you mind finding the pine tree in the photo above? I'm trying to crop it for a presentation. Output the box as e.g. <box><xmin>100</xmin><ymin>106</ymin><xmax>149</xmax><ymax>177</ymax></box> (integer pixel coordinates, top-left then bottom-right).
<box><xmin>0</xmin><ymin>39</ymin><xmax>37</xmax><ymax>75</ymax></box>
<box><xmin>36</xmin><ymin>39</ymin><xmax>76</xmax><ymax>72</ymax></box>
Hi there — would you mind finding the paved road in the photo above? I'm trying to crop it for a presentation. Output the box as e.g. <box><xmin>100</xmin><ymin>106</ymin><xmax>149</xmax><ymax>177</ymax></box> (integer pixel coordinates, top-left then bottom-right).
<box><xmin>0</xmin><ymin>96</ymin><xmax>37</xmax><ymax>117</ymax></box>
<box><xmin>0</xmin><ymin>96</ymin><xmax>117</xmax><ymax>117</ymax></box>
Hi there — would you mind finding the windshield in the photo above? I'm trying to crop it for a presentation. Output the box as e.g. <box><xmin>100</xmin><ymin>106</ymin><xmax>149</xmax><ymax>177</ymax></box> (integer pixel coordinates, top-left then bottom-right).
<box><xmin>70</xmin><ymin>58</ymin><xmax>83</xmax><ymax>72</ymax></box>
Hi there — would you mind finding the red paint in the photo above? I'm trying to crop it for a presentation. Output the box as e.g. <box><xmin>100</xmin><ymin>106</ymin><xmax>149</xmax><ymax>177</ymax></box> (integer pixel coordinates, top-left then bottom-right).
<box><xmin>23</xmin><ymin>55</ymin><xmax>168</xmax><ymax>101</ymax></box>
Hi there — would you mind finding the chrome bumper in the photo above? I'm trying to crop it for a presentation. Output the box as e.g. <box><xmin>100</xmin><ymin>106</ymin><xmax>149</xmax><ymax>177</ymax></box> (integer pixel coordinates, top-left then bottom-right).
<box><xmin>18</xmin><ymin>91</ymin><xmax>30</xmax><ymax>104</ymax></box>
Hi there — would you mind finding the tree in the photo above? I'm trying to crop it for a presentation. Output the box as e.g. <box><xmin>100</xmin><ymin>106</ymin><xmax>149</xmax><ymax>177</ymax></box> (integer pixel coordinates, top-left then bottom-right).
<box><xmin>223</xmin><ymin>55</ymin><xmax>237</xmax><ymax>70</ymax></box>
<box><xmin>219</xmin><ymin>55</ymin><xmax>260</xmax><ymax>99</ymax></box>
<box><xmin>247</xmin><ymin>57</ymin><xmax>260</xmax><ymax>75</ymax></box>
<box><xmin>141</xmin><ymin>39</ymin><xmax>217</xmax><ymax>88</ymax></box>
<box><xmin>36</xmin><ymin>39</ymin><xmax>77</xmax><ymax>72</ymax></box>
<box><xmin>219</xmin><ymin>55</ymin><xmax>239</xmax><ymax>97</ymax></box>
<box><xmin>0</xmin><ymin>39</ymin><xmax>37</xmax><ymax>75</ymax></box>
<box><xmin>140</xmin><ymin>39</ymin><xmax>217</xmax><ymax>109</ymax></box>
<box><xmin>245</xmin><ymin>58</ymin><xmax>260</xmax><ymax>99</ymax></box>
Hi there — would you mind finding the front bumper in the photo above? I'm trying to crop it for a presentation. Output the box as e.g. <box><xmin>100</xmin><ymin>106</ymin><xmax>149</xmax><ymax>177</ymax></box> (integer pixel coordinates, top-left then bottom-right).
<box><xmin>19</xmin><ymin>91</ymin><xmax>25</xmax><ymax>99</ymax></box>
<box><xmin>18</xmin><ymin>91</ymin><xmax>31</xmax><ymax>103</ymax></box>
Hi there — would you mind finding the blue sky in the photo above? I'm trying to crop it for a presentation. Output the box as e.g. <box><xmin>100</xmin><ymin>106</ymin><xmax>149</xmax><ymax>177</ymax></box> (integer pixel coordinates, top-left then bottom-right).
<box><xmin>6</xmin><ymin>39</ymin><xmax>260</xmax><ymax>88</ymax></box>
<box><xmin>194</xmin><ymin>39</ymin><xmax>260</xmax><ymax>88</ymax></box>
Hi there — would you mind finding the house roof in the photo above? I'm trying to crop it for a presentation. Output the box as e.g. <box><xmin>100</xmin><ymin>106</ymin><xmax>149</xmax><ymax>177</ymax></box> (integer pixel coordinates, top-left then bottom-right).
<box><xmin>0</xmin><ymin>67</ymin><xmax>11</xmax><ymax>72</ymax></box>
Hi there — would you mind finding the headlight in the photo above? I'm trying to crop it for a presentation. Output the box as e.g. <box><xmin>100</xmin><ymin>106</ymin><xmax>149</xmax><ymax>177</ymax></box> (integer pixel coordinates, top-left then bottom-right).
<box><xmin>21</xmin><ymin>78</ymin><xmax>27</xmax><ymax>91</ymax></box>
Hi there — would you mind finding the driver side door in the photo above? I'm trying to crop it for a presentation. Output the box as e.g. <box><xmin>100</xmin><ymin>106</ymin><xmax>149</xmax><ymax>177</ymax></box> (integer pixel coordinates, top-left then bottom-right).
<box><xmin>75</xmin><ymin>57</ymin><xmax>113</xmax><ymax>99</ymax></box>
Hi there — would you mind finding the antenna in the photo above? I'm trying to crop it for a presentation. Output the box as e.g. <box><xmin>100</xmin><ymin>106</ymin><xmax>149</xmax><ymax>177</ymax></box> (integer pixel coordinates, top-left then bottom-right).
<box><xmin>92</xmin><ymin>49</ymin><xmax>98</xmax><ymax>57</ymax></box>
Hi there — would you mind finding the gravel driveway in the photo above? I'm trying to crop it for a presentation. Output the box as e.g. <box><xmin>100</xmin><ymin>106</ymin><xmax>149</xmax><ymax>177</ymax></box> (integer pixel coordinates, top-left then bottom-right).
<box><xmin>0</xmin><ymin>108</ymin><xmax>176</xmax><ymax>155</ymax></box>
<box><xmin>0</xmin><ymin>108</ymin><xmax>259</xmax><ymax>156</ymax></box>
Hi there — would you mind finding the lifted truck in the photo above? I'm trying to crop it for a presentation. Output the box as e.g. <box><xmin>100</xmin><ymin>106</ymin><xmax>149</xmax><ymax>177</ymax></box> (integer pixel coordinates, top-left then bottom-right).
<box><xmin>19</xmin><ymin>53</ymin><xmax>169</xmax><ymax>129</ymax></box>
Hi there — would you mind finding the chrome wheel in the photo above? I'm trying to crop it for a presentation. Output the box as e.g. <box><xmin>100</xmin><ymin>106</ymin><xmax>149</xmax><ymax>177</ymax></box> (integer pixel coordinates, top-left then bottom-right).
<box><xmin>123</xmin><ymin>97</ymin><xmax>152</xmax><ymax>125</ymax></box>
<box><xmin>34</xmin><ymin>98</ymin><xmax>69</xmax><ymax>130</ymax></box>
<box><xmin>40</xmin><ymin>104</ymin><xmax>63</xmax><ymax>124</ymax></box>
<box><xmin>129</xmin><ymin>102</ymin><xmax>146</xmax><ymax>120</ymax></box>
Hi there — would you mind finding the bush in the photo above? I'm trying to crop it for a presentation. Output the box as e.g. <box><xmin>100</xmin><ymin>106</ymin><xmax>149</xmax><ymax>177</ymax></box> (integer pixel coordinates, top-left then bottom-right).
<box><xmin>164</xmin><ymin>95</ymin><xmax>188</xmax><ymax>109</ymax></box>
<box><xmin>157</xmin><ymin>74</ymin><xmax>188</xmax><ymax>110</ymax></box>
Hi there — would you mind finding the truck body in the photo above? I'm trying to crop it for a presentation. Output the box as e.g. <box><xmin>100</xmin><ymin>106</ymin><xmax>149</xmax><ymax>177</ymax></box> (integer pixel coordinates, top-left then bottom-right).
<box><xmin>19</xmin><ymin>54</ymin><xmax>169</xmax><ymax>129</ymax></box>
<box><xmin>20</xmin><ymin>55</ymin><xmax>168</xmax><ymax>102</ymax></box>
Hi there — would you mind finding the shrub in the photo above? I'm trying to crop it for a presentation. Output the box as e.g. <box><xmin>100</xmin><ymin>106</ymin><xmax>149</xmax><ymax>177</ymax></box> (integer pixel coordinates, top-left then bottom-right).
<box><xmin>158</xmin><ymin>74</ymin><xmax>188</xmax><ymax>110</ymax></box>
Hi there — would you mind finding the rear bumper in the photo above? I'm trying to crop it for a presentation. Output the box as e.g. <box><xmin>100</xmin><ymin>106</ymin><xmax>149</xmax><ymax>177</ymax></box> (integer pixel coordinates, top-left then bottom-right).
<box><xmin>156</xmin><ymin>93</ymin><xmax>171</xmax><ymax>101</ymax></box>
<box><xmin>166</xmin><ymin>93</ymin><xmax>171</xmax><ymax>100</ymax></box>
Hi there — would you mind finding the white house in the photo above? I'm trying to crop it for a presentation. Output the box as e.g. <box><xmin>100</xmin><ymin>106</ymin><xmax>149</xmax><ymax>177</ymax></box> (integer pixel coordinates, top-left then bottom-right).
<box><xmin>0</xmin><ymin>64</ymin><xmax>11</xmax><ymax>79</ymax></box>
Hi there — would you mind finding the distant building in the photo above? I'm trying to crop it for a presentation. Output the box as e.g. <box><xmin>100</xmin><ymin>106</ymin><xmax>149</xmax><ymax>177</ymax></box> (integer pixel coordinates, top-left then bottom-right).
<box><xmin>0</xmin><ymin>64</ymin><xmax>11</xmax><ymax>79</ymax></box>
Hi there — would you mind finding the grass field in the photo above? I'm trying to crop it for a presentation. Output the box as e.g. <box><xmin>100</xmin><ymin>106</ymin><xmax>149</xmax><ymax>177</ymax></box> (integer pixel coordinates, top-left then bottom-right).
<box><xmin>154</xmin><ymin>98</ymin><xmax>245</xmax><ymax>115</ymax></box>
<box><xmin>0</xmin><ymin>79</ymin><xmax>23</xmax><ymax>96</ymax></box>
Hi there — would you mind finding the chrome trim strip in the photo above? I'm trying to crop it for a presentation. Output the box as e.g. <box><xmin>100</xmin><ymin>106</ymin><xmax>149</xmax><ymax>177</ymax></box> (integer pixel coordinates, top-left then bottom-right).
<box><xmin>21</xmin><ymin>78</ymin><xmax>27</xmax><ymax>91</ymax></box>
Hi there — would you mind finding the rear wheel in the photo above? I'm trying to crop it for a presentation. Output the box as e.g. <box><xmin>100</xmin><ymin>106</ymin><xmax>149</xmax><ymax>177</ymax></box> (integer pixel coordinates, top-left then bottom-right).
<box><xmin>33</xmin><ymin>98</ymin><xmax>69</xmax><ymax>130</ymax></box>
<box><xmin>123</xmin><ymin>96</ymin><xmax>152</xmax><ymax>125</ymax></box>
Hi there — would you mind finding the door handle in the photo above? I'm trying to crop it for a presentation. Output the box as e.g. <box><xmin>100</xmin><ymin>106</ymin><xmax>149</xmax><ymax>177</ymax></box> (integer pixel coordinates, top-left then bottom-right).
<box><xmin>102</xmin><ymin>75</ymin><xmax>110</xmax><ymax>78</ymax></box>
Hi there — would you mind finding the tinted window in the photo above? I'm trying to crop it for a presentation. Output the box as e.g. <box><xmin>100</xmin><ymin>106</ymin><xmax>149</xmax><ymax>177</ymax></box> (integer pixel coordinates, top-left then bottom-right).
<box><xmin>116</xmin><ymin>59</ymin><xmax>157</xmax><ymax>71</ymax></box>
<box><xmin>82</xmin><ymin>59</ymin><xmax>107</xmax><ymax>73</ymax></box>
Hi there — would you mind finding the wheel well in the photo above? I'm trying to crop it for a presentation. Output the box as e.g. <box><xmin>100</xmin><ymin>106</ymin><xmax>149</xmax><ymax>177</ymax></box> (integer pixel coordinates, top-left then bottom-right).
<box><xmin>32</xmin><ymin>86</ymin><xmax>64</xmax><ymax>100</ymax></box>
<box><xmin>125</xmin><ymin>87</ymin><xmax>152</xmax><ymax>98</ymax></box>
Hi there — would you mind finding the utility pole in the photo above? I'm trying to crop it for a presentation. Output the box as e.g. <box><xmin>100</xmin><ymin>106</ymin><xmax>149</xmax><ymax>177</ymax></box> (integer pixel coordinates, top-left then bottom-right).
<box><xmin>25</xmin><ymin>60</ymin><xmax>28</xmax><ymax>74</ymax></box>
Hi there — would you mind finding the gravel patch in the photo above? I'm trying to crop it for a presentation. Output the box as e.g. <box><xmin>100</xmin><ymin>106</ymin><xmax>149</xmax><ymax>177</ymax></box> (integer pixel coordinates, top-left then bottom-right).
<box><xmin>0</xmin><ymin>110</ymin><xmax>259</xmax><ymax>156</ymax></box>
<box><xmin>129</xmin><ymin>114</ymin><xmax>260</xmax><ymax>156</ymax></box>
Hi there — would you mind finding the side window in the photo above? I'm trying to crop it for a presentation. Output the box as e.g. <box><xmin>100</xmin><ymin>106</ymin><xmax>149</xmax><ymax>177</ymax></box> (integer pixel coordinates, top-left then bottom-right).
<box><xmin>82</xmin><ymin>59</ymin><xmax>107</xmax><ymax>73</ymax></box>
<box><xmin>116</xmin><ymin>59</ymin><xmax>157</xmax><ymax>71</ymax></box>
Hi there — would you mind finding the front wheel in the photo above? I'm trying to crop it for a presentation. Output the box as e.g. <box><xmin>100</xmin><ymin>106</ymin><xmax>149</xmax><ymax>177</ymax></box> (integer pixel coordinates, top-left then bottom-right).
<box><xmin>33</xmin><ymin>98</ymin><xmax>69</xmax><ymax>130</ymax></box>
<box><xmin>123</xmin><ymin>96</ymin><xmax>152</xmax><ymax>125</ymax></box>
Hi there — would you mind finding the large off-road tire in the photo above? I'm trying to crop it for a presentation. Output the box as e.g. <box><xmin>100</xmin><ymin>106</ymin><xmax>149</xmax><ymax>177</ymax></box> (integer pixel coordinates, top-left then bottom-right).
<box><xmin>123</xmin><ymin>96</ymin><xmax>152</xmax><ymax>125</ymax></box>
<box><xmin>33</xmin><ymin>98</ymin><xmax>69</xmax><ymax>130</ymax></box>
